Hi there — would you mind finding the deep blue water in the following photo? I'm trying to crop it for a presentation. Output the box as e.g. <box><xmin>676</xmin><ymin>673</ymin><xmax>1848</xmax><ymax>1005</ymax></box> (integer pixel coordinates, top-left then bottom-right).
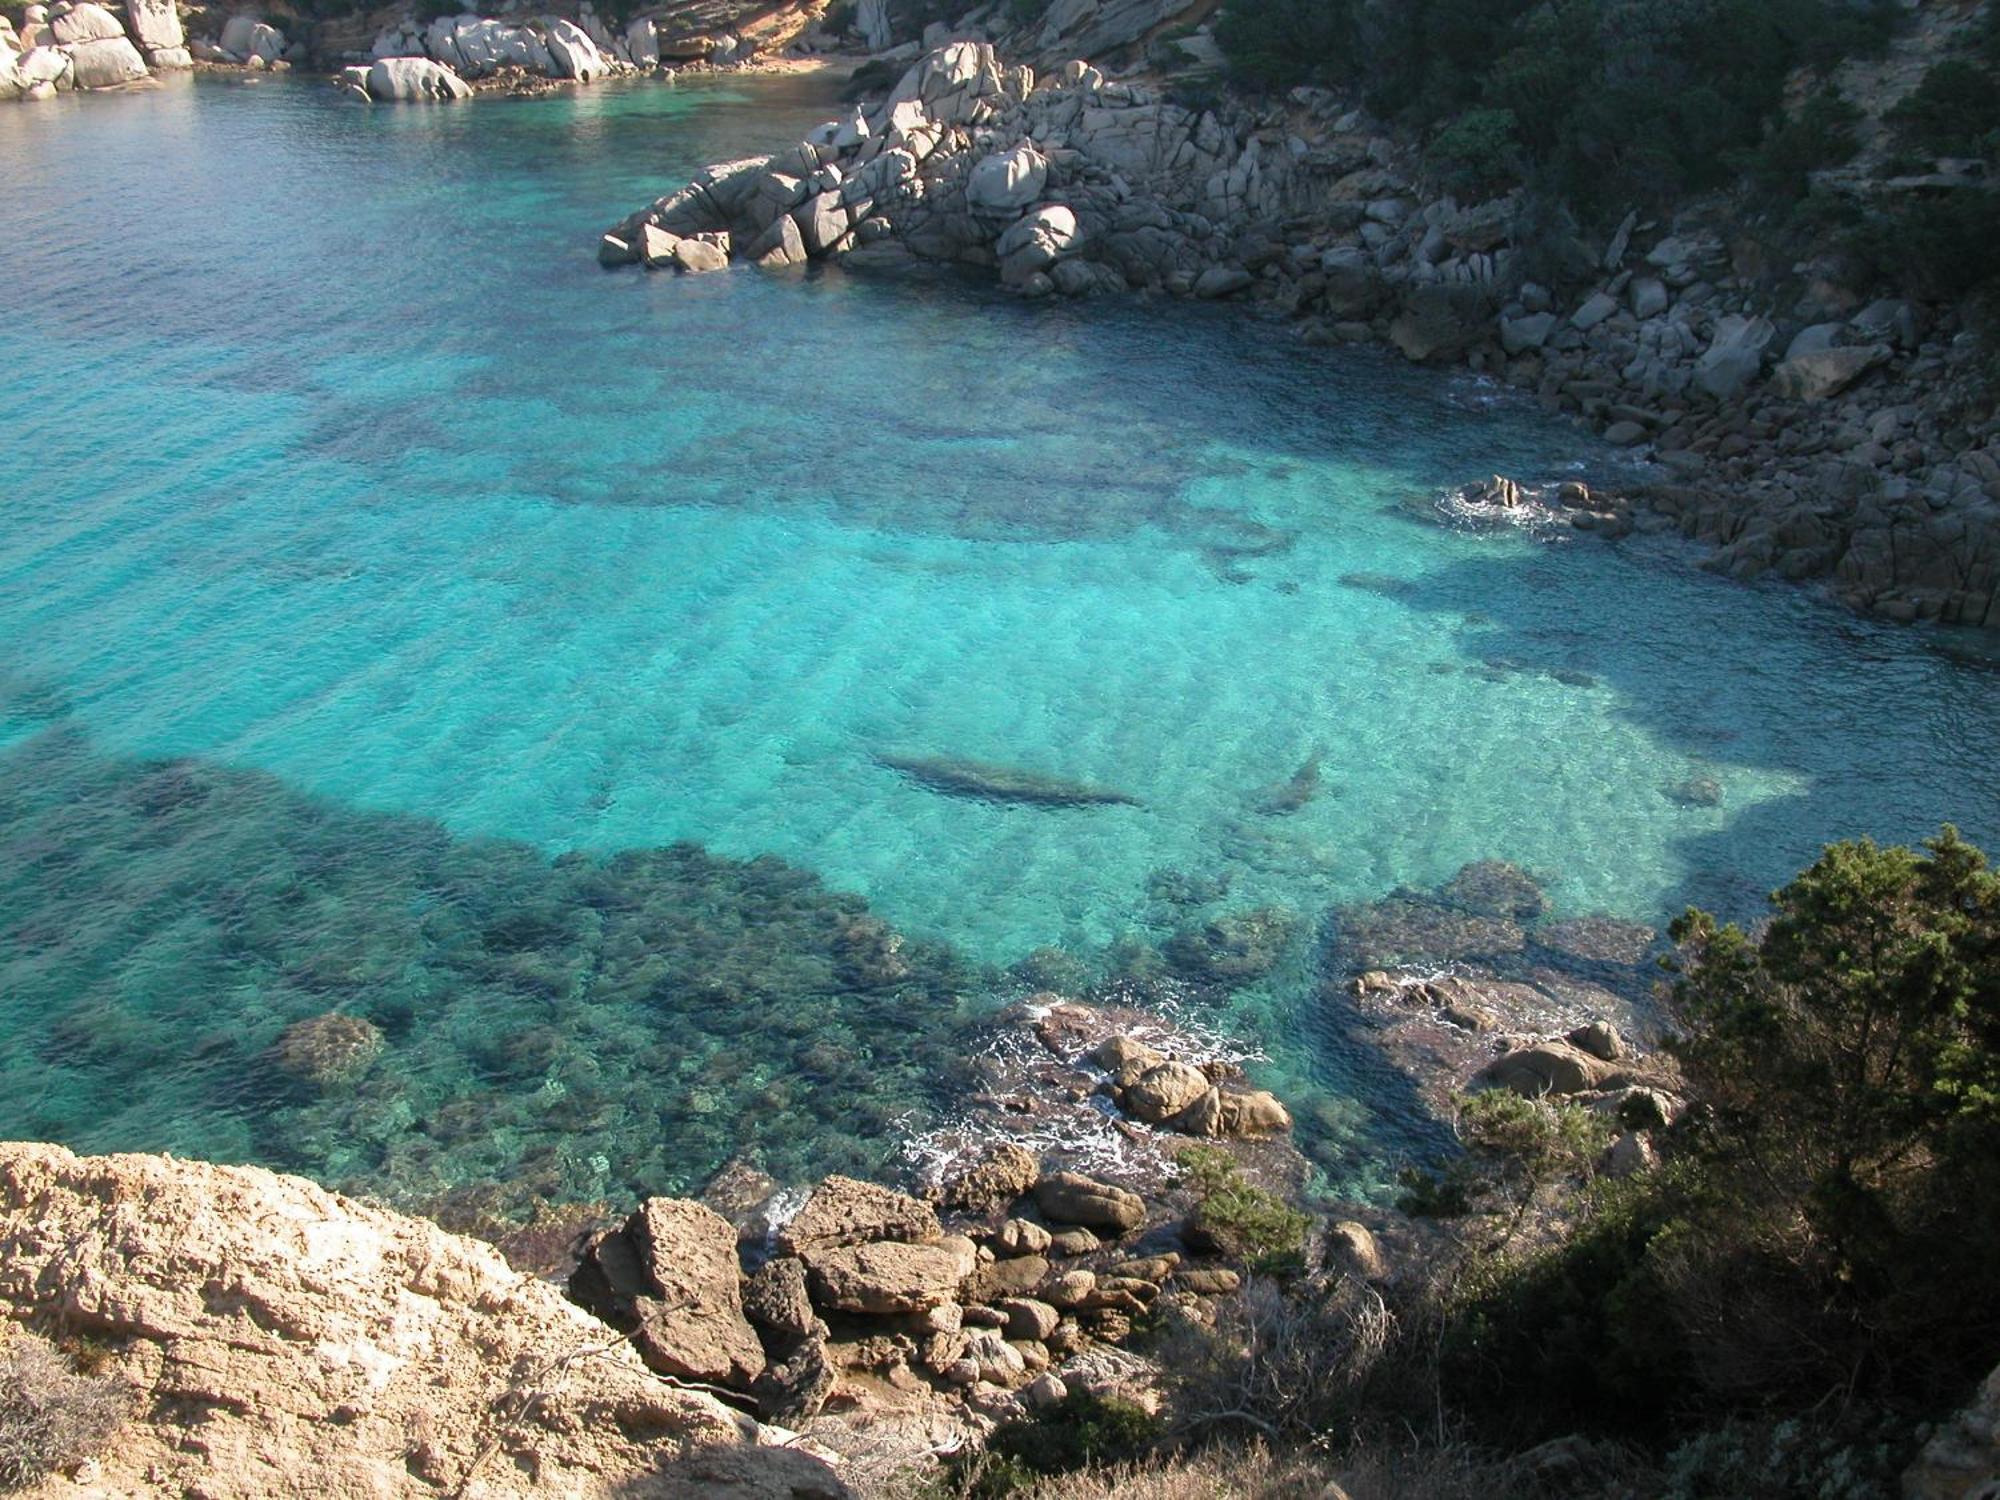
<box><xmin>2</xmin><ymin>73</ymin><xmax>1996</xmax><ymax>1213</ymax></box>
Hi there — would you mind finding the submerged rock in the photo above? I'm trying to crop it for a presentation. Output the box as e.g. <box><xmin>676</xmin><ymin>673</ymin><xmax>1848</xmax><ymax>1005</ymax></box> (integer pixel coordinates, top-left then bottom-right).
<box><xmin>1162</xmin><ymin>906</ymin><xmax>1296</xmax><ymax>985</ymax></box>
<box><xmin>1439</xmin><ymin>859</ymin><xmax>1547</xmax><ymax>921</ymax></box>
<box><xmin>271</xmin><ymin>1012</ymin><xmax>383</xmax><ymax>1087</ymax></box>
<box><xmin>1332</xmin><ymin>891</ymin><xmax>1527</xmax><ymax>969</ymax></box>
<box><xmin>1254</xmin><ymin>753</ymin><xmax>1321</xmax><ymax>815</ymax></box>
<box><xmin>875</xmin><ymin>752</ymin><xmax>1142</xmax><ymax>808</ymax></box>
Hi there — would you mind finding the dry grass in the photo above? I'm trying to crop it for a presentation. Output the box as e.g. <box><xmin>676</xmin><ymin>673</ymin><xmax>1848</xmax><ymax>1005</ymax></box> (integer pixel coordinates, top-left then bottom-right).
<box><xmin>0</xmin><ymin>1329</ymin><xmax>133</xmax><ymax>1492</ymax></box>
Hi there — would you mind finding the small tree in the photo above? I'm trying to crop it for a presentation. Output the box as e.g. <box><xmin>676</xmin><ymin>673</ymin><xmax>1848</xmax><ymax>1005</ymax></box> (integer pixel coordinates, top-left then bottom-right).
<box><xmin>1666</xmin><ymin>826</ymin><xmax>2000</xmax><ymax>1396</ymax></box>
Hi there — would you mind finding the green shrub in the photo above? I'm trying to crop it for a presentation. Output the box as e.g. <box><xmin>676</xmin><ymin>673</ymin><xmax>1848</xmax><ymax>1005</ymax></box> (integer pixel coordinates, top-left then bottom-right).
<box><xmin>1886</xmin><ymin>58</ymin><xmax>2000</xmax><ymax>158</ymax></box>
<box><xmin>1743</xmin><ymin>88</ymin><xmax>1863</xmax><ymax>198</ymax></box>
<box><xmin>1212</xmin><ymin>0</ymin><xmax>1356</xmax><ymax>92</ymax></box>
<box><xmin>948</xmin><ymin>1393</ymin><xmax>1162</xmax><ymax>1496</ymax></box>
<box><xmin>1426</xmin><ymin>108</ymin><xmax>1522</xmax><ymax>199</ymax></box>
<box><xmin>1175</xmin><ymin>1146</ymin><xmax>1309</xmax><ymax>1269</ymax></box>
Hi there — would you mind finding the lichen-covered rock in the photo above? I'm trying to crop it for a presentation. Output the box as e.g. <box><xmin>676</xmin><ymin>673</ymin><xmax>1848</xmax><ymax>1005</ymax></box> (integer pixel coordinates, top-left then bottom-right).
<box><xmin>0</xmin><ymin>1143</ymin><xmax>837</xmax><ymax>1499</ymax></box>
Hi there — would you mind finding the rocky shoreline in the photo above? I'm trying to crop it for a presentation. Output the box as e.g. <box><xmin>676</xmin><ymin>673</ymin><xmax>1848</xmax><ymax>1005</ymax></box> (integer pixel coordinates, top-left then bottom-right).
<box><xmin>0</xmin><ymin>962</ymin><xmax>1685</xmax><ymax>1495</ymax></box>
<box><xmin>601</xmin><ymin>35</ymin><xmax>2000</xmax><ymax>633</ymax></box>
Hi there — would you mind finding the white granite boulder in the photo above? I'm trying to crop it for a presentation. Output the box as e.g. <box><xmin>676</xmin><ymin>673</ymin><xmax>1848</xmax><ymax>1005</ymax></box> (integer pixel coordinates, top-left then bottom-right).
<box><xmin>123</xmin><ymin>0</ymin><xmax>181</xmax><ymax>53</ymax></box>
<box><xmin>967</xmin><ymin>141</ymin><xmax>1048</xmax><ymax>213</ymax></box>
<box><xmin>51</xmin><ymin>2</ymin><xmax>126</xmax><ymax>44</ymax></box>
<box><xmin>545</xmin><ymin>17</ymin><xmax>604</xmax><ymax>80</ymax></box>
<box><xmin>65</xmin><ymin>32</ymin><xmax>146</xmax><ymax>86</ymax></box>
<box><xmin>366</xmin><ymin>55</ymin><xmax>471</xmax><ymax>100</ymax></box>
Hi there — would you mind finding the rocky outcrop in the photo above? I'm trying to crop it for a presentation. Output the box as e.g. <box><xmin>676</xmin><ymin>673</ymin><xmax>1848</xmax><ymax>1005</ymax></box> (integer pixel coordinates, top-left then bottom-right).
<box><xmin>0</xmin><ymin>1142</ymin><xmax>838</xmax><ymax>1498</ymax></box>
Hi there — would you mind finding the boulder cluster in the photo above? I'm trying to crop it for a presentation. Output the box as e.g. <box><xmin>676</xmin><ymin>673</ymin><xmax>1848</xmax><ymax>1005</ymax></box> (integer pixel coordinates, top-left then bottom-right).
<box><xmin>2</xmin><ymin>0</ymin><xmax>187</xmax><ymax>99</ymax></box>
<box><xmin>571</xmin><ymin>1144</ymin><xmax>1259</xmax><ymax>1432</ymax></box>
<box><xmin>606</xmin><ymin>38</ymin><xmax>2000</xmax><ymax>630</ymax></box>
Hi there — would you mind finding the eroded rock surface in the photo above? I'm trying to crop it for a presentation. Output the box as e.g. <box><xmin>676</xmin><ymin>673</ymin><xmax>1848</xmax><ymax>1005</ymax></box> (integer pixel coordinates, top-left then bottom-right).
<box><xmin>0</xmin><ymin>1142</ymin><xmax>836</xmax><ymax>1499</ymax></box>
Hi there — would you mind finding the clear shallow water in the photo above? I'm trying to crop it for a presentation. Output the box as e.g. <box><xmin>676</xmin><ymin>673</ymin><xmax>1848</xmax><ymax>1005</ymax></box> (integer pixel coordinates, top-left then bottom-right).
<box><xmin>2</xmin><ymin>74</ymin><xmax>1996</xmax><ymax>1213</ymax></box>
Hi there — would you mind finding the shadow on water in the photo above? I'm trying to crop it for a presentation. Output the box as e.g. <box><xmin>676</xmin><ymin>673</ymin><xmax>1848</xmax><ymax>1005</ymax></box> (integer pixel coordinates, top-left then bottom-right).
<box><xmin>0</xmin><ymin>724</ymin><xmax>1454</xmax><ymax>1216</ymax></box>
<box><xmin>1379</xmin><ymin>529</ymin><xmax>2000</xmax><ymax>924</ymax></box>
<box><xmin>0</xmin><ymin>724</ymin><xmax>987</xmax><ymax>1220</ymax></box>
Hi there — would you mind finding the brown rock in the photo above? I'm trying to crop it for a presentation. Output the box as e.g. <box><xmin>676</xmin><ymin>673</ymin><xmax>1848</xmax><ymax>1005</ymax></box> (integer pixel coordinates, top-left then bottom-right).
<box><xmin>1122</xmin><ymin>1060</ymin><xmax>1212</xmax><ymax>1122</ymax></box>
<box><xmin>1475</xmin><ymin>1041</ymin><xmax>1614</xmax><ymax>1097</ymax></box>
<box><xmin>628</xmin><ymin>1198</ymin><xmax>767</xmax><ymax>1387</ymax></box>
<box><xmin>1327</xmin><ymin>1220</ymin><xmax>1385</xmax><ymax>1280</ymax></box>
<box><xmin>965</xmin><ymin>1253</ymin><xmax>1050</xmax><ymax>1304</ymax></box>
<box><xmin>806</xmin><ymin>1237</ymin><xmax>976</xmax><ymax>1315</ymax></box>
<box><xmin>1215</xmin><ymin>1089</ymin><xmax>1293</xmax><ymax>1138</ymax></box>
<box><xmin>1033</xmin><ymin>1172</ymin><xmax>1145</xmax><ymax>1233</ymax></box>
<box><xmin>937</xmin><ymin>1143</ymin><xmax>1039</xmax><ymax>1214</ymax></box>
<box><xmin>0</xmin><ymin>1143</ymin><xmax>828</xmax><ymax>1500</ymax></box>
<box><xmin>271</xmin><ymin>1012</ymin><xmax>382</xmax><ymax>1087</ymax></box>
<box><xmin>743</xmin><ymin>1255</ymin><xmax>817</xmax><ymax>1343</ymax></box>
<box><xmin>1091</xmin><ymin>1035</ymin><xmax>1164</xmax><ymax>1080</ymax></box>
<box><xmin>1042</xmin><ymin>1269</ymin><xmax>1097</xmax><ymax>1309</ymax></box>
<box><xmin>1048</xmin><ymin>1227</ymin><xmax>1102</xmax><ymax>1256</ymax></box>
<box><xmin>996</xmin><ymin>1297</ymin><xmax>1060</xmax><ymax>1341</ymax></box>
<box><xmin>778</xmin><ymin>1174</ymin><xmax>940</xmax><ymax>1255</ymax></box>
<box><xmin>994</xmin><ymin>1217</ymin><xmax>1052</xmax><ymax>1256</ymax></box>
<box><xmin>1173</xmin><ymin>1267</ymin><xmax>1242</xmax><ymax>1295</ymax></box>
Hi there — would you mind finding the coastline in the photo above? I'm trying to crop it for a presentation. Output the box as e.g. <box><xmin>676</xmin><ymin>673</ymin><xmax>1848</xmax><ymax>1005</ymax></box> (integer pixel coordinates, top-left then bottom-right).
<box><xmin>600</xmin><ymin>39</ymin><xmax>2000</xmax><ymax>633</ymax></box>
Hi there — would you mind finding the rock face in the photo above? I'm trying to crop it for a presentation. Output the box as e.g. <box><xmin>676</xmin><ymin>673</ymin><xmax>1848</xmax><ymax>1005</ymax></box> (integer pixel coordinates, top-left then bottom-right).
<box><xmin>1902</xmin><ymin>1360</ymin><xmax>2000</xmax><ymax>1500</ymax></box>
<box><xmin>0</xmin><ymin>1142</ymin><xmax>837</xmax><ymax>1499</ymax></box>
<box><xmin>805</xmin><ymin>1237</ymin><xmax>977</xmax><ymax>1314</ymax></box>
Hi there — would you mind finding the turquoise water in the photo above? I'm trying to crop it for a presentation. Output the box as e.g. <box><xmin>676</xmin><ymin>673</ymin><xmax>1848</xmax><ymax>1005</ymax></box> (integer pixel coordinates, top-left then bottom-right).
<box><xmin>2</xmin><ymin>74</ymin><xmax>1996</xmax><ymax>1214</ymax></box>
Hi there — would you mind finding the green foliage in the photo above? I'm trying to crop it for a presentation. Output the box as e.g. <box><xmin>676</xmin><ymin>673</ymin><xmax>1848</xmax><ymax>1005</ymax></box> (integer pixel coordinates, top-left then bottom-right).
<box><xmin>1845</xmin><ymin>190</ymin><xmax>2000</xmax><ymax>303</ymax></box>
<box><xmin>1886</xmin><ymin>58</ymin><xmax>2000</xmax><ymax>158</ymax></box>
<box><xmin>1176</xmin><ymin>1145</ymin><xmax>1309</xmax><ymax>1268</ymax></box>
<box><xmin>1426</xmin><ymin>109</ymin><xmax>1522</xmax><ymax>200</ymax></box>
<box><xmin>1742</xmin><ymin>89</ymin><xmax>1863</xmax><ymax>198</ymax></box>
<box><xmin>947</xmin><ymin>1393</ymin><xmax>1162</xmax><ymax>1496</ymax></box>
<box><xmin>1214</xmin><ymin>0</ymin><xmax>1899</xmax><ymax>218</ymax></box>
<box><xmin>1661</xmin><ymin>1410</ymin><xmax>1917</xmax><ymax>1500</ymax></box>
<box><xmin>1399</xmin><ymin>1091</ymin><xmax>1609</xmax><ymax>1248</ymax></box>
<box><xmin>1211</xmin><ymin>0</ymin><xmax>1355</xmax><ymax>92</ymax></box>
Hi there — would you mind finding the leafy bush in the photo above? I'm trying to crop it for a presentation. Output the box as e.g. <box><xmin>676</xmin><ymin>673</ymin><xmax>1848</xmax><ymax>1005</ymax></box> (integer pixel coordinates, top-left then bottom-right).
<box><xmin>1743</xmin><ymin>89</ymin><xmax>1863</xmax><ymax>198</ymax></box>
<box><xmin>1215</xmin><ymin>0</ymin><xmax>1899</xmax><ymax>218</ymax></box>
<box><xmin>0</xmin><ymin>1332</ymin><xmax>132</xmax><ymax>1493</ymax></box>
<box><xmin>1886</xmin><ymin>58</ymin><xmax>2000</xmax><ymax>158</ymax></box>
<box><xmin>946</xmin><ymin>1393</ymin><xmax>1163</xmax><ymax>1496</ymax></box>
<box><xmin>1175</xmin><ymin>1146</ymin><xmax>1308</xmax><ymax>1268</ymax></box>
<box><xmin>1425</xmin><ymin>109</ymin><xmax>1522</xmax><ymax>199</ymax></box>
<box><xmin>1211</xmin><ymin>0</ymin><xmax>1355</xmax><ymax>92</ymax></box>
